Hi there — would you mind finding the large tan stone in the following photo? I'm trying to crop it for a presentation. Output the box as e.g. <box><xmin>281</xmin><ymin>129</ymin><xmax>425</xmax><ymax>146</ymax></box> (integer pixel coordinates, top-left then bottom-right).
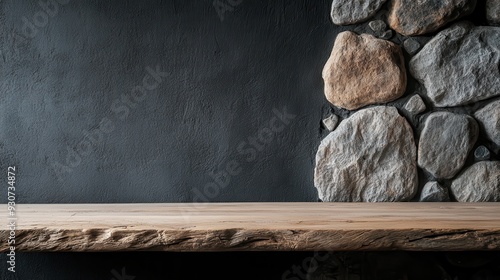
<box><xmin>322</xmin><ymin>32</ymin><xmax>406</xmax><ymax>110</ymax></box>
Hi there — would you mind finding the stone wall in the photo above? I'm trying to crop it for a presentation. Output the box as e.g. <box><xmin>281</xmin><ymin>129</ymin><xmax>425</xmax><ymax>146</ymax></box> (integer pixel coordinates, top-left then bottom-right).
<box><xmin>315</xmin><ymin>0</ymin><xmax>500</xmax><ymax>202</ymax></box>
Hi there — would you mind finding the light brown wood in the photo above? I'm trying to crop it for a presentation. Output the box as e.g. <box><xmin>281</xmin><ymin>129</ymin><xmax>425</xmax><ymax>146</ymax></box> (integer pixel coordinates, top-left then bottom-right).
<box><xmin>1</xmin><ymin>203</ymin><xmax>500</xmax><ymax>252</ymax></box>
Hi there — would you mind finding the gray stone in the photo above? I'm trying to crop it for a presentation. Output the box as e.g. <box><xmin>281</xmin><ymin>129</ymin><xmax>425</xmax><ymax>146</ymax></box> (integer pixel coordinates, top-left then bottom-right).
<box><xmin>487</xmin><ymin>0</ymin><xmax>500</xmax><ymax>25</ymax></box>
<box><xmin>323</xmin><ymin>31</ymin><xmax>407</xmax><ymax>110</ymax></box>
<box><xmin>403</xmin><ymin>38</ymin><xmax>421</xmax><ymax>55</ymax></box>
<box><xmin>330</xmin><ymin>0</ymin><xmax>388</xmax><ymax>25</ymax></box>
<box><xmin>450</xmin><ymin>161</ymin><xmax>500</xmax><ymax>202</ymax></box>
<box><xmin>369</xmin><ymin>20</ymin><xmax>387</xmax><ymax>32</ymax></box>
<box><xmin>410</xmin><ymin>23</ymin><xmax>500</xmax><ymax>107</ymax></box>
<box><xmin>368</xmin><ymin>20</ymin><xmax>392</xmax><ymax>39</ymax></box>
<box><xmin>474</xmin><ymin>146</ymin><xmax>491</xmax><ymax>161</ymax></box>
<box><xmin>314</xmin><ymin>106</ymin><xmax>418</xmax><ymax>202</ymax></box>
<box><xmin>322</xmin><ymin>114</ymin><xmax>339</xmax><ymax>131</ymax></box>
<box><xmin>474</xmin><ymin>100</ymin><xmax>500</xmax><ymax>148</ymax></box>
<box><xmin>388</xmin><ymin>0</ymin><xmax>477</xmax><ymax>36</ymax></box>
<box><xmin>418</xmin><ymin>112</ymin><xmax>478</xmax><ymax>179</ymax></box>
<box><xmin>404</xmin><ymin>94</ymin><xmax>426</xmax><ymax>114</ymax></box>
<box><xmin>378</xmin><ymin>29</ymin><xmax>393</xmax><ymax>39</ymax></box>
<box><xmin>419</xmin><ymin>181</ymin><xmax>450</xmax><ymax>202</ymax></box>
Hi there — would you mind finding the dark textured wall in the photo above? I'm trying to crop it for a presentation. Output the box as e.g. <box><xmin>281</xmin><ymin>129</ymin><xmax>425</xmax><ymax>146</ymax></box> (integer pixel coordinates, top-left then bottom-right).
<box><xmin>1</xmin><ymin>0</ymin><xmax>491</xmax><ymax>205</ymax></box>
<box><xmin>0</xmin><ymin>0</ymin><xmax>340</xmax><ymax>204</ymax></box>
<box><xmin>0</xmin><ymin>0</ymin><xmax>495</xmax><ymax>279</ymax></box>
<box><xmin>1</xmin><ymin>1</ymin><xmax>334</xmax><ymax>279</ymax></box>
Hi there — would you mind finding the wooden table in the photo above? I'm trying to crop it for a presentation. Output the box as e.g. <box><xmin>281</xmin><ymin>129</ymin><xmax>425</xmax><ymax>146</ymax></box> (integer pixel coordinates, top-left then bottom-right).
<box><xmin>1</xmin><ymin>203</ymin><xmax>500</xmax><ymax>252</ymax></box>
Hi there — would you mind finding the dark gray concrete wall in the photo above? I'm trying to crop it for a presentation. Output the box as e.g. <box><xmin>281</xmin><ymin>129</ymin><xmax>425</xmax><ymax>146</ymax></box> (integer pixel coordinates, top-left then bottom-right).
<box><xmin>0</xmin><ymin>1</ymin><xmax>336</xmax><ymax>278</ymax></box>
<box><xmin>0</xmin><ymin>0</ymin><xmax>340</xmax><ymax>204</ymax></box>
<box><xmin>1</xmin><ymin>1</ymin><xmax>494</xmax><ymax>279</ymax></box>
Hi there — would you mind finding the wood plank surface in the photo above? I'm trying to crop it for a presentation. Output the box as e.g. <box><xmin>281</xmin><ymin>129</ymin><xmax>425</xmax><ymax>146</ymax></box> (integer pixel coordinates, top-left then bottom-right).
<box><xmin>1</xmin><ymin>203</ymin><xmax>500</xmax><ymax>252</ymax></box>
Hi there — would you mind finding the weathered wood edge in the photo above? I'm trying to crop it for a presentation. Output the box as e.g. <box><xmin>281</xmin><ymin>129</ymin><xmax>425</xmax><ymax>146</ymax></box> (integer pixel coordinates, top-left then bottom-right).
<box><xmin>2</xmin><ymin>203</ymin><xmax>500</xmax><ymax>252</ymax></box>
<box><xmin>1</xmin><ymin>228</ymin><xmax>499</xmax><ymax>252</ymax></box>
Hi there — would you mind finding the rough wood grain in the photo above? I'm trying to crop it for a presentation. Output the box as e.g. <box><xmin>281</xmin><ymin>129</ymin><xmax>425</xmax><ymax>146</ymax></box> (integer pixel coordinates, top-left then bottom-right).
<box><xmin>1</xmin><ymin>203</ymin><xmax>500</xmax><ymax>252</ymax></box>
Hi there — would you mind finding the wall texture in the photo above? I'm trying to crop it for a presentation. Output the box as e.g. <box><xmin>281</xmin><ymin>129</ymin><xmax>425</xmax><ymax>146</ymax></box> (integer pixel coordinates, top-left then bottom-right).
<box><xmin>0</xmin><ymin>0</ymin><xmax>497</xmax><ymax>279</ymax></box>
<box><xmin>0</xmin><ymin>1</ymin><xmax>337</xmax><ymax>278</ymax></box>
<box><xmin>0</xmin><ymin>0</ymin><xmax>340</xmax><ymax>204</ymax></box>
